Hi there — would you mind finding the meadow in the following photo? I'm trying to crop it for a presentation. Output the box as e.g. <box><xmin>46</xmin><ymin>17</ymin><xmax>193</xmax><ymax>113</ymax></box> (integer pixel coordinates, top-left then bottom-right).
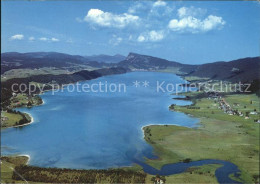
<box><xmin>143</xmin><ymin>93</ymin><xmax>259</xmax><ymax>183</ymax></box>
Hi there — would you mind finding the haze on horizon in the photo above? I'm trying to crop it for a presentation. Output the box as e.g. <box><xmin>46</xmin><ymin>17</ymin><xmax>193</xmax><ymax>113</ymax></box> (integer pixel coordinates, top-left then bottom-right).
<box><xmin>1</xmin><ymin>1</ymin><xmax>260</xmax><ymax>64</ymax></box>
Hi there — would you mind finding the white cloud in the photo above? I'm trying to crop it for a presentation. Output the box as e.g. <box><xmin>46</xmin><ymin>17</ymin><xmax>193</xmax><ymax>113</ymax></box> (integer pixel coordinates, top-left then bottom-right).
<box><xmin>149</xmin><ymin>30</ymin><xmax>165</xmax><ymax>41</ymax></box>
<box><xmin>10</xmin><ymin>34</ymin><xmax>24</xmax><ymax>40</ymax></box>
<box><xmin>177</xmin><ymin>6</ymin><xmax>207</xmax><ymax>18</ymax></box>
<box><xmin>84</xmin><ymin>9</ymin><xmax>140</xmax><ymax>28</ymax></box>
<box><xmin>168</xmin><ymin>15</ymin><xmax>225</xmax><ymax>33</ymax></box>
<box><xmin>109</xmin><ymin>35</ymin><xmax>123</xmax><ymax>46</ymax></box>
<box><xmin>39</xmin><ymin>37</ymin><xmax>48</xmax><ymax>41</ymax></box>
<box><xmin>39</xmin><ymin>37</ymin><xmax>59</xmax><ymax>42</ymax></box>
<box><xmin>128</xmin><ymin>3</ymin><xmax>145</xmax><ymax>14</ymax></box>
<box><xmin>169</xmin><ymin>7</ymin><xmax>225</xmax><ymax>33</ymax></box>
<box><xmin>137</xmin><ymin>35</ymin><xmax>146</xmax><ymax>42</ymax></box>
<box><xmin>137</xmin><ymin>30</ymin><xmax>165</xmax><ymax>42</ymax></box>
<box><xmin>153</xmin><ymin>1</ymin><xmax>167</xmax><ymax>7</ymax></box>
<box><xmin>51</xmin><ymin>37</ymin><xmax>59</xmax><ymax>42</ymax></box>
<box><xmin>128</xmin><ymin>1</ymin><xmax>171</xmax><ymax>16</ymax></box>
<box><xmin>177</xmin><ymin>7</ymin><xmax>187</xmax><ymax>18</ymax></box>
<box><xmin>202</xmin><ymin>15</ymin><xmax>225</xmax><ymax>31</ymax></box>
<box><xmin>149</xmin><ymin>1</ymin><xmax>173</xmax><ymax>17</ymax></box>
<box><xmin>28</xmin><ymin>37</ymin><xmax>35</xmax><ymax>41</ymax></box>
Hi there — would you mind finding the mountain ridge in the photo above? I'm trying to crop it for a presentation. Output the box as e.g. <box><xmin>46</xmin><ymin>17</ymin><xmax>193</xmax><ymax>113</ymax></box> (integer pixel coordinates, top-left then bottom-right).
<box><xmin>118</xmin><ymin>53</ymin><xmax>260</xmax><ymax>83</ymax></box>
<box><xmin>1</xmin><ymin>52</ymin><xmax>259</xmax><ymax>83</ymax></box>
<box><xmin>84</xmin><ymin>54</ymin><xmax>125</xmax><ymax>63</ymax></box>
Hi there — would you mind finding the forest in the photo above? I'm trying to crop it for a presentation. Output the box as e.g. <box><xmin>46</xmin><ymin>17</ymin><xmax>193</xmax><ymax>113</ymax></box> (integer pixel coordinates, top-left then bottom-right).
<box><xmin>13</xmin><ymin>165</ymin><xmax>147</xmax><ymax>183</ymax></box>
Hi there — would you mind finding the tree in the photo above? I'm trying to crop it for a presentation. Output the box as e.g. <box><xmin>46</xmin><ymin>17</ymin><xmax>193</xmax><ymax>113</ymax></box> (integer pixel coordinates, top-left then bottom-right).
<box><xmin>27</xmin><ymin>101</ymin><xmax>33</xmax><ymax>107</ymax></box>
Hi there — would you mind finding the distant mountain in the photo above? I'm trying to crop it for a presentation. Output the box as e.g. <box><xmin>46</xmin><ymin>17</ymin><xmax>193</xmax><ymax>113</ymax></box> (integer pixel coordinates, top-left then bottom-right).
<box><xmin>118</xmin><ymin>52</ymin><xmax>197</xmax><ymax>74</ymax></box>
<box><xmin>1</xmin><ymin>52</ymin><xmax>109</xmax><ymax>74</ymax></box>
<box><xmin>2</xmin><ymin>52</ymin><xmax>259</xmax><ymax>83</ymax></box>
<box><xmin>84</xmin><ymin>54</ymin><xmax>125</xmax><ymax>63</ymax></box>
<box><xmin>1</xmin><ymin>67</ymin><xmax>128</xmax><ymax>105</ymax></box>
<box><xmin>185</xmin><ymin>57</ymin><xmax>260</xmax><ymax>82</ymax></box>
<box><xmin>117</xmin><ymin>53</ymin><xmax>260</xmax><ymax>83</ymax></box>
<box><xmin>119</xmin><ymin>52</ymin><xmax>180</xmax><ymax>67</ymax></box>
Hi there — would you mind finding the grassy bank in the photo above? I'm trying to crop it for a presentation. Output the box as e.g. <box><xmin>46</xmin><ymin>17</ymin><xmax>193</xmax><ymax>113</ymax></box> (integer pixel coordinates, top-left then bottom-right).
<box><xmin>143</xmin><ymin>93</ymin><xmax>259</xmax><ymax>183</ymax></box>
<box><xmin>1</xmin><ymin>156</ymin><xmax>222</xmax><ymax>184</ymax></box>
<box><xmin>0</xmin><ymin>156</ymin><xmax>29</xmax><ymax>183</ymax></box>
<box><xmin>1</xmin><ymin>93</ymin><xmax>42</xmax><ymax>129</ymax></box>
<box><xmin>1</xmin><ymin>111</ymin><xmax>32</xmax><ymax>128</ymax></box>
<box><xmin>145</xmin><ymin>164</ymin><xmax>221</xmax><ymax>183</ymax></box>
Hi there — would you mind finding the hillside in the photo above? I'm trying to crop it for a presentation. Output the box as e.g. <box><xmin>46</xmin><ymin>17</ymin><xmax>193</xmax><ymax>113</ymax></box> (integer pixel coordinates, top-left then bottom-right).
<box><xmin>1</xmin><ymin>52</ymin><xmax>110</xmax><ymax>74</ymax></box>
<box><xmin>1</xmin><ymin>52</ymin><xmax>259</xmax><ymax>84</ymax></box>
<box><xmin>84</xmin><ymin>54</ymin><xmax>125</xmax><ymax>63</ymax></box>
<box><xmin>118</xmin><ymin>53</ymin><xmax>260</xmax><ymax>83</ymax></box>
<box><xmin>186</xmin><ymin>57</ymin><xmax>260</xmax><ymax>82</ymax></box>
<box><xmin>1</xmin><ymin>67</ymin><xmax>128</xmax><ymax>107</ymax></box>
<box><xmin>118</xmin><ymin>52</ymin><xmax>197</xmax><ymax>74</ymax></box>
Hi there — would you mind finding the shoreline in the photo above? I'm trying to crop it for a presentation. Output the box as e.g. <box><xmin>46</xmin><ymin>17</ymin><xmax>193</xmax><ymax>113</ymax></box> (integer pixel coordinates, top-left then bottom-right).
<box><xmin>3</xmin><ymin>98</ymin><xmax>45</xmax><ymax>129</ymax></box>
<box><xmin>140</xmin><ymin>123</ymin><xmax>192</xmax><ymax>140</ymax></box>
<box><xmin>10</xmin><ymin>112</ymin><xmax>34</xmax><ymax>128</ymax></box>
<box><xmin>40</xmin><ymin>99</ymin><xmax>45</xmax><ymax>105</ymax></box>
<box><xmin>18</xmin><ymin>154</ymin><xmax>31</xmax><ymax>165</ymax></box>
<box><xmin>3</xmin><ymin>73</ymin><xmax>197</xmax><ymax>170</ymax></box>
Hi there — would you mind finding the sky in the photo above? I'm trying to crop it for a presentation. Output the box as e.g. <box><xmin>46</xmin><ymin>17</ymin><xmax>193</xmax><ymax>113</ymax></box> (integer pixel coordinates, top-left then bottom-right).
<box><xmin>1</xmin><ymin>1</ymin><xmax>260</xmax><ymax>64</ymax></box>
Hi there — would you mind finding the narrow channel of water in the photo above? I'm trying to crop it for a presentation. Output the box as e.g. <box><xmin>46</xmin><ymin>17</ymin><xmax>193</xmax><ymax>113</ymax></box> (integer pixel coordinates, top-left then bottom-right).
<box><xmin>134</xmin><ymin>159</ymin><xmax>242</xmax><ymax>184</ymax></box>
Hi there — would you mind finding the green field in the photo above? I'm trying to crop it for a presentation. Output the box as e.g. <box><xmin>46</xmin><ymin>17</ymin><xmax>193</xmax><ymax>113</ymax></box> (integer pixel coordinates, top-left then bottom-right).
<box><xmin>1</xmin><ymin>111</ymin><xmax>31</xmax><ymax>128</ymax></box>
<box><xmin>1</xmin><ymin>66</ymin><xmax>101</xmax><ymax>81</ymax></box>
<box><xmin>9</xmin><ymin>93</ymin><xmax>43</xmax><ymax>109</ymax></box>
<box><xmin>184</xmin><ymin>76</ymin><xmax>210</xmax><ymax>82</ymax></box>
<box><xmin>1</xmin><ymin>93</ymin><xmax>42</xmax><ymax>128</ymax></box>
<box><xmin>1</xmin><ymin>111</ymin><xmax>24</xmax><ymax>128</ymax></box>
<box><xmin>145</xmin><ymin>164</ymin><xmax>221</xmax><ymax>183</ymax></box>
<box><xmin>156</xmin><ymin>67</ymin><xmax>185</xmax><ymax>75</ymax></box>
<box><xmin>143</xmin><ymin>93</ymin><xmax>259</xmax><ymax>183</ymax></box>
<box><xmin>0</xmin><ymin>156</ymin><xmax>29</xmax><ymax>183</ymax></box>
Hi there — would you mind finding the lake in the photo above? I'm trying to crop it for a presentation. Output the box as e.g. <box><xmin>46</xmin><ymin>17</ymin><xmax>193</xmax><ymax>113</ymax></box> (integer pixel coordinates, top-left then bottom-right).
<box><xmin>1</xmin><ymin>72</ymin><xmax>198</xmax><ymax>169</ymax></box>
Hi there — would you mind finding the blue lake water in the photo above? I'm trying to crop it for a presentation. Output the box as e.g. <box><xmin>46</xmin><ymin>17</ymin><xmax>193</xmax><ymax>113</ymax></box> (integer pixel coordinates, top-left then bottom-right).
<box><xmin>1</xmin><ymin>72</ymin><xmax>199</xmax><ymax>169</ymax></box>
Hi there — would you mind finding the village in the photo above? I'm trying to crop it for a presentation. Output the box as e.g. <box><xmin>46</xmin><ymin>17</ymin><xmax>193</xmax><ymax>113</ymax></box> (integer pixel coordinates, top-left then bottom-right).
<box><xmin>171</xmin><ymin>88</ymin><xmax>260</xmax><ymax>125</ymax></box>
<box><xmin>207</xmin><ymin>91</ymin><xmax>260</xmax><ymax>123</ymax></box>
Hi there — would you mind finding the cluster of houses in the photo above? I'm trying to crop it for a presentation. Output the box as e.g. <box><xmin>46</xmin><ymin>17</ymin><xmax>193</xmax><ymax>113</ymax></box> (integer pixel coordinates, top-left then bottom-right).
<box><xmin>207</xmin><ymin>91</ymin><xmax>260</xmax><ymax>123</ymax></box>
<box><xmin>218</xmin><ymin>99</ymin><xmax>243</xmax><ymax>116</ymax></box>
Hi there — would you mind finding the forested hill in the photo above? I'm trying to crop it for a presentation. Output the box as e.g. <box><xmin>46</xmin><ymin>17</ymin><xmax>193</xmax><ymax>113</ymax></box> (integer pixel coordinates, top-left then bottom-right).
<box><xmin>1</xmin><ymin>52</ymin><xmax>259</xmax><ymax>83</ymax></box>
<box><xmin>1</xmin><ymin>67</ymin><xmax>128</xmax><ymax>107</ymax></box>
<box><xmin>1</xmin><ymin>51</ymin><xmax>260</xmax><ymax>107</ymax></box>
<box><xmin>186</xmin><ymin>57</ymin><xmax>260</xmax><ymax>82</ymax></box>
<box><xmin>1</xmin><ymin>52</ymin><xmax>111</xmax><ymax>74</ymax></box>
<box><xmin>118</xmin><ymin>53</ymin><xmax>260</xmax><ymax>83</ymax></box>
